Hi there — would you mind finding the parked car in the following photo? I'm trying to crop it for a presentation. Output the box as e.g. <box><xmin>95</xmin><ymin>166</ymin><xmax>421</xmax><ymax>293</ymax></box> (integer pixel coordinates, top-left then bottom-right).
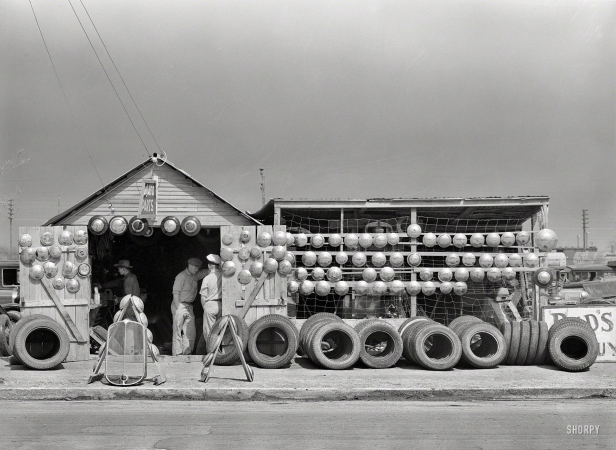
<box><xmin>0</xmin><ymin>260</ymin><xmax>21</xmax><ymax>322</ymax></box>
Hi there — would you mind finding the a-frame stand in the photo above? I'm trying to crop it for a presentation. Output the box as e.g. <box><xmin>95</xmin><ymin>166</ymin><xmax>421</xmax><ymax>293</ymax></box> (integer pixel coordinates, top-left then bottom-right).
<box><xmin>200</xmin><ymin>315</ymin><xmax>254</xmax><ymax>383</ymax></box>
<box><xmin>87</xmin><ymin>297</ymin><xmax>166</xmax><ymax>385</ymax></box>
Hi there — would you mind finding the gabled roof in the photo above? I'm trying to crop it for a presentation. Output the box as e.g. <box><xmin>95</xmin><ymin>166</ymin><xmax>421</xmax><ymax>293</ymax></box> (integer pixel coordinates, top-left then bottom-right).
<box><xmin>44</xmin><ymin>157</ymin><xmax>261</xmax><ymax>226</ymax></box>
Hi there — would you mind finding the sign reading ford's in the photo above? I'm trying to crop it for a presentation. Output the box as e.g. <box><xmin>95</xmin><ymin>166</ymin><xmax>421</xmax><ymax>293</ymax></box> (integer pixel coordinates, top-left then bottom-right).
<box><xmin>542</xmin><ymin>306</ymin><xmax>616</xmax><ymax>362</ymax></box>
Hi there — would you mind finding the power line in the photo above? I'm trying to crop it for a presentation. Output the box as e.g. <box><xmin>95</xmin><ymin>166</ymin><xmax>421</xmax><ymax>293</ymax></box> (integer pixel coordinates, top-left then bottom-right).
<box><xmin>27</xmin><ymin>0</ymin><xmax>112</xmax><ymax>211</ymax></box>
<box><xmin>66</xmin><ymin>0</ymin><xmax>151</xmax><ymax>158</ymax></box>
<box><xmin>77</xmin><ymin>0</ymin><xmax>164</xmax><ymax>157</ymax></box>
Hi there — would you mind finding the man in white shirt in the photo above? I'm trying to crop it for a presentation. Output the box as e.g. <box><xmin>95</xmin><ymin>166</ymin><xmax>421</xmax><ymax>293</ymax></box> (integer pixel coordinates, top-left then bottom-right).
<box><xmin>200</xmin><ymin>254</ymin><xmax>223</xmax><ymax>341</ymax></box>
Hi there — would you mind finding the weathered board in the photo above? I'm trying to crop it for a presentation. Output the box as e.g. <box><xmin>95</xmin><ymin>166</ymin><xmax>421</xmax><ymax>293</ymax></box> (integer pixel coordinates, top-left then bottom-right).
<box><xmin>18</xmin><ymin>226</ymin><xmax>91</xmax><ymax>362</ymax></box>
<box><xmin>221</xmin><ymin>225</ymin><xmax>288</xmax><ymax>325</ymax></box>
<box><xmin>542</xmin><ymin>305</ymin><xmax>616</xmax><ymax>362</ymax></box>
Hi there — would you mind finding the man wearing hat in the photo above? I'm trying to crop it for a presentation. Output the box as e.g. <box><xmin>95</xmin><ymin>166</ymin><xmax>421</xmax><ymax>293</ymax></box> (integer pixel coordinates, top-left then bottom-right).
<box><xmin>199</xmin><ymin>254</ymin><xmax>223</xmax><ymax>342</ymax></box>
<box><xmin>171</xmin><ymin>257</ymin><xmax>208</xmax><ymax>355</ymax></box>
<box><xmin>102</xmin><ymin>260</ymin><xmax>140</xmax><ymax>298</ymax></box>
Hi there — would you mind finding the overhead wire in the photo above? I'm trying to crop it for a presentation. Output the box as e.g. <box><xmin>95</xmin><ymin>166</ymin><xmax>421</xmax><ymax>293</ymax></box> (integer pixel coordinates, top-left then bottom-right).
<box><xmin>27</xmin><ymin>0</ymin><xmax>114</xmax><ymax>211</ymax></box>
<box><xmin>77</xmin><ymin>0</ymin><xmax>164</xmax><ymax>157</ymax></box>
<box><xmin>66</xmin><ymin>0</ymin><xmax>151</xmax><ymax>158</ymax></box>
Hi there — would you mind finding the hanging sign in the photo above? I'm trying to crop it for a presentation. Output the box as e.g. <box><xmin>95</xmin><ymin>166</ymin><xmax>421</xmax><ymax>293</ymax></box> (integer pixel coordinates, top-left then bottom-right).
<box><xmin>138</xmin><ymin>178</ymin><xmax>158</xmax><ymax>220</ymax></box>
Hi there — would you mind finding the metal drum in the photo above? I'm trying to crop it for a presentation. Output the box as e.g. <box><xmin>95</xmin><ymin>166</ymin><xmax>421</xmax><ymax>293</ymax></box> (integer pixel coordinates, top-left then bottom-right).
<box><xmin>105</xmin><ymin>320</ymin><xmax>147</xmax><ymax>386</ymax></box>
<box><xmin>422</xmin><ymin>233</ymin><xmax>437</xmax><ymax>247</ymax></box>
<box><xmin>486</xmin><ymin>268</ymin><xmax>502</xmax><ymax>283</ymax></box>
<box><xmin>371</xmin><ymin>252</ymin><xmax>386</xmax><ymax>268</ymax></box>
<box><xmin>257</xmin><ymin>232</ymin><xmax>272</xmax><ymax>247</ymax></box>
<box><xmin>328</xmin><ymin>234</ymin><xmax>343</xmax><ymax>247</ymax></box>
<box><xmin>478</xmin><ymin>254</ymin><xmax>494</xmax><ymax>268</ymax></box>
<box><xmin>406</xmin><ymin>224</ymin><xmax>422</xmax><ymax>238</ymax></box>
<box><xmin>470</xmin><ymin>233</ymin><xmax>485</xmax><ymax>248</ymax></box>
<box><xmin>535</xmin><ymin>229</ymin><xmax>558</xmax><ymax>252</ymax></box>
<box><xmin>334</xmin><ymin>281</ymin><xmax>349</xmax><ymax>296</ymax></box>
<box><xmin>516</xmin><ymin>231</ymin><xmax>531</xmax><ymax>246</ymax></box>
<box><xmin>422</xmin><ymin>281</ymin><xmax>436</xmax><ymax>296</ymax></box>
<box><xmin>437</xmin><ymin>234</ymin><xmax>452</xmax><ymax>248</ymax></box>
<box><xmin>302</xmin><ymin>251</ymin><xmax>317</xmax><ymax>266</ymax></box>
<box><xmin>354</xmin><ymin>281</ymin><xmax>370</xmax><ymax>295</ymax></box>
<box><xmin>311</xmin><ymin>234</ymin><xmax>325</xmax><ymax>248</ymax></box>
<box><xmin>508</xmin><ymin>254</ymin><xmax>523</xmax><ymax>267</ymax></box>
<box><xmin>452</xmin><ymin>233</ymin><xmax>467</xmax><ymax>248</ymax></box>
<box><xmin>390</xmin><ymin>280</ymin><xmax>405</xmax><ymax>295</ymax></box>
<box><xmin>379</xmin><ymin>267</ymin><xmax>395</xmax><ymax>282</ymax></box>
<box><xmin>326</xmin><ymin>267</ymin><xmax>343</xmax><ymax>282</ymax></box>
<box><xmin>469</xmin><ymin>268</ymin><xmax>485</xmax><ymax>282</ymax></box>
<box><xmin>493</xmin><ymin>254</ymin><xmax>509</xmax><ymax>268</ymax></box>
<box><xmin>439</xmin><ymin>281</ymin><xmax>453</xmax><ymax>295</ymax></box>
<box><xmin>358</xmin><ymin>234</ymin><xmax>373</xmax><ymax>249</ymax></box>
<box><xmin>222</xmin><ymin>261</ymin><xmax>237</xmax><ymax>276</ymax></box>
<box><xmin>386</xmin><ymin>233</ymin><xmax>399</xmax><ymax>246</ymax></box>
<box><xmin>312</xmin><ymin>267</ymin><xmax>325</xmax><ymax>281</ymax></box>
<box><xmin>453</xmin><ymin>282</ymin><xmax>468</xmax><ymax>296</ymax></box>
<box><xmin>249</xmin><ymin>262</ymin><xmax>264</xmax><ymax>277</ymax></box>
<box><xmin>407</xmin><ymin>253</ymin><xmax>422</xmax><ymax>267</ymax></box>
<box><xmin>445</xmin><ymin>253</ymin><xmax>460</xmax><ymax>267</ymax></box>
<box><xmin>315</xmin><ymin>281</ymin><xmax>331</xmax><ymax>297</ymax></box>
<box><xmin>419</xmin><ymin>268</ymin><xmax>433</xmax><ymax>281</ymax></box>
<box><xmin>295</xmin><ymin>233</ymin><xmax>308</xmax><ymax>247</ymax></box>
<box><xmin>462</xmin><ymin>253</ymin><xmax>476</xmax><ymax>267</ymax></box>
<box><xmin>486</xmin><ymin>233</ymin><xmax>501</xmax><ymax>247</ymax></box>
<box><xmin>317</xmin><ymin>252</ymin><xmax>333</xmax><ymax>267</ymax></box>
<box><xmin>454</xmin><ymin>267</ymin><xmax>470</xmax><ymax>282</ymax></box>
<box><xmin>352</xmin><ymin>252</ymin><xmax>367</xmax><ymax>267</ymax></box>
<box><xmin>373</xmin><ymin>234</ymin><xmax>387</xmax><ymax>249</ymax></box>
<box><xmin>362</xmin><ymin>268</ymin><xmax>377</xmax><ymax>283</ymax></box>
<box><xmin>389</xmin><ymin>252</ymin><xmax>404</xmax><ymax>268</ymax></box>
<box><xmin>273</xmin><ymin>231</ymin><xmax>287</xmax><ymax>246</ymax></box>
<box><xmin>500</xmin><ymin>232</ymin><xmax>516</xmax><ymax>247</ymax></box>
<box><xmin>405</xmin><ymin>281</ymin><xmax>422</xmax><ymax>296</ymax></box>
<box><xmin>344</xmin><ymin>233</ymin><xmax>359</xmax><ymax>248</ymax></box>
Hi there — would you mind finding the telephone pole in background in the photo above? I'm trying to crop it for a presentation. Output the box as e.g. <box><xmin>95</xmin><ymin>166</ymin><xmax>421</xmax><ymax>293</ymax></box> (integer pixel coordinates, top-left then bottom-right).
<box><xmin>260</xmin><ymin>168</ymin><xmax>265</xmax><ymax>206</ymax></box>
<box><xmin>7</xmin><ymin>199</ymin><xmax>14</xmax><ymax>255</ymax></box>
<box><xmin>582</xmin><ymin>209</ymin><xmax>588</xmax><ymax>251</ymax></box>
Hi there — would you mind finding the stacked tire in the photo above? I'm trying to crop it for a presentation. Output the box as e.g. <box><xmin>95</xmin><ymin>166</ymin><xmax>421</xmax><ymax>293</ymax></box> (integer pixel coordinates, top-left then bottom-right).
<box><xmin>400</xmin><ymin>317</ymin><xmax>462</xmax><ymax>370</ymax></box>
<box><xmin>448</xmin><ymin>315</ymin><xmax>507</xmax><ymax>368</ymax></box>
<box><xmin>354</xmin><ymin>319</ymin><xmax>403</xmax><ymax>369</ymax></box>
<box><xmin>547</xmin><ymin>318</ymin><xmax>599</xmax><ymax>372</ymax></box>
<box><xmin>299</xmin><ymin>313</ymin><xmax>360</xmax><ymax>369</ymax></box>
<box><xmin>8</xmin><ymin>314</ymin><xmax>70</xmax><ymax>370</ymax></box>
<box><xmin>499</xmin><ymin>320</ymin><xmax>550</xmax><ymax>365</ymax></box>
<box><xmin>247</xmin><ymin>314</ymin><xmax>298</xmax><ymax>369</ymax></box>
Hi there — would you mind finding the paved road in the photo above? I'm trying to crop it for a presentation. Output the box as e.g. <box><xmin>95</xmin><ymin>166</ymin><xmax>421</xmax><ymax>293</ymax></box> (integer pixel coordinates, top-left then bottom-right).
<box><xmin>0</xmin><ymin>400</ymin><xmax>613</xmax><ymax>449</ymax></box>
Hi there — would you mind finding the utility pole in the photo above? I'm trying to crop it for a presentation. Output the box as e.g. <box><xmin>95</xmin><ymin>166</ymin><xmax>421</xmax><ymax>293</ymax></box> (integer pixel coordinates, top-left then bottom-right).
<box><xmin>582</xmin><ymin>209</ymin><xmax>588</xmax><ymax>251</ymax></box>
<box><xmin>7</xmin><ymin>199</ymin><xmax>14</xmax><ymax>255</ymax></box>
<box><xmin>260</xmin><ymin>168</ymin><xmax>265</xmax><ymax>206</ymax></box>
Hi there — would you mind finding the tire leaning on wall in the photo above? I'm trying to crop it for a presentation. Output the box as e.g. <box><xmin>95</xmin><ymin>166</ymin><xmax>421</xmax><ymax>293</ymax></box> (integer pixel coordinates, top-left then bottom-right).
<box><xmin>247</xmin><ymin>314</ymin><xmax>298</xmax><ymax>369</ymax></box>
<box><xmin>458</xmin><ymin>322</ymin><xmax>507</xmax><ymax>369</ymax></box>
<box><xmin>308</xmin><ymin>321</ymin><xmax>360</xmax><ymax>370</ymax></box>
<box><xmin>410</xmin><ymin>322</ymin><xmax>462</xmax><ymax>370</ymax></box>
<box><xmin>354</xmin><ymin>319</ymin><xmax>403</xmax><ymax>369</ymax></box>
<box><xmin>298</xmin><ymin>313</ymin><xmax>342</xmax><ymax>356</ymax></box>
<box><xmin>8</xmin><ymin>314</ymin><xmax>55</xmax><ymax>359</ymax></box>
<box><xmin>0</xmin><ymin>314</ymin><xmax>12</xmax><ymax>356</ymax></box>
<box><xmin>548</xmin><ymin>318</ymin><xmax>599</xmax><ymax>372</ymax></box>
<box><xmin>206</xmin><ymin>315</ymin><xmax>249</xmax><ymax>365</ymax></box>
<box><xmin>12</xmin><ymin>317</ymin><xmax>70</xmax><ymax>370</ymax></box>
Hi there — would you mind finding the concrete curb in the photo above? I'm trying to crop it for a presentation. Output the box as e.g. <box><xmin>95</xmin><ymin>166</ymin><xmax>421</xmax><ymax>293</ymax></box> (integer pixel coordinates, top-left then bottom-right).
<box><xmin>0</xmin><ymin>387</ymin><xmax>614</xmax><ymax>401</ymax></box>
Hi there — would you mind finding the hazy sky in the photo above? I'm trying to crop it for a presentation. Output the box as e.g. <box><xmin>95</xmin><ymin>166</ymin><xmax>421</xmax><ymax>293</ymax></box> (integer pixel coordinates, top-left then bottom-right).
<box><xmin>1</xmin><ymin>0</ymin><xmax>615</xmax><ymax>251</ymax></box>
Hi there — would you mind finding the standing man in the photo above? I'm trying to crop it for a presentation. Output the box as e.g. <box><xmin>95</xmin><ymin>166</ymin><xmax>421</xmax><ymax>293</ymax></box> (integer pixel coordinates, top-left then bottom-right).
<box><xmin>200</xmin><ymin>254</ymin><xmax>223</xmax><ymax>341</ymax></box>
<box><xmin>102</xmin><ymin>260</ymin><xmax>140</xmax><ymax>298</ymax></box>
<box><xmin>171</xmin><ymin>257</ymin><xmax>208</xmax><ymax>355</ymax></box>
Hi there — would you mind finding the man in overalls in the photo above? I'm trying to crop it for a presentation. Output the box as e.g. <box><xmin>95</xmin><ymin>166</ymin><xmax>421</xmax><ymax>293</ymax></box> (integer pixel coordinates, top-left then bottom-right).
<box><xmin>171</xmin><ymin>257</ymin><xmax>208</xmax><ymax>355</ymax></box>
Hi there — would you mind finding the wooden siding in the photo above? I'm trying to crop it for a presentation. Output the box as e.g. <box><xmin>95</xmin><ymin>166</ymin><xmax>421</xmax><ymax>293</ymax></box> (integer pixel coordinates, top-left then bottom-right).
<box><xmin>57</xmin><ymin>164</ymin><xmax>254</xmax><ymax>227</ymax></box>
